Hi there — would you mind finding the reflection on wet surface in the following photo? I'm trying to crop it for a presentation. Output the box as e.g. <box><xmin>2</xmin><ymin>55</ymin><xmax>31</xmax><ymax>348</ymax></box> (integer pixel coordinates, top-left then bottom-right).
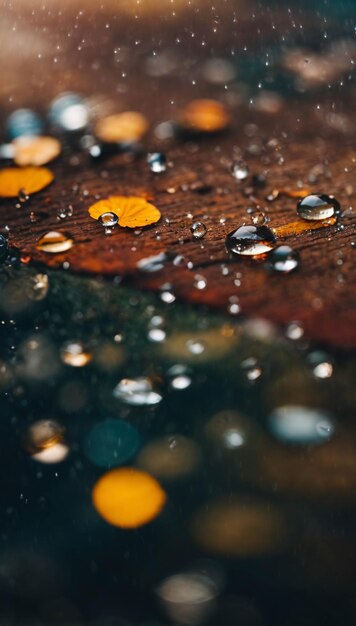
<box><xmin>0</xmin><ymin>262</ymin><xmax>355</xmax><ymax>624</ymax></box>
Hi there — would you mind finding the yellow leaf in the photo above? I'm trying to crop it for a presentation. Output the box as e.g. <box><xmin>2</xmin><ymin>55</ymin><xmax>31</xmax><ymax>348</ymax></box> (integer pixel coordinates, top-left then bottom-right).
<box><xmin>0</xmin><ymin>166</ymin><xmax>54</xmax><ymax>198</ymax></box>
<box><xmin>178</xmin><ymin>99</ymin><xmax>230</xmax><ymax>133</ymax></box>
<box><xmin>88</xmin><ymin>195</ymin><xmax>161</xmax><ymax>228</ymax></box>
<box><xmin>95</xmin><ymin>112</ymin><xmax>149</xmax><ymax>143</ymax></box>
<box><xmin>13</xmin><ymin>136</ymin><xmax>61</xmax><ymax>166</ymax></box>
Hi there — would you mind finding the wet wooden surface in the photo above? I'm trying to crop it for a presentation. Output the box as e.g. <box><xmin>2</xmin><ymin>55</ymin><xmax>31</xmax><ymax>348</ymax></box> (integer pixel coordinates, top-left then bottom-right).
<box><xmin>0</xmin><ymin>0</ymin><xmax>355</xmax><ymax>348</ymax></box>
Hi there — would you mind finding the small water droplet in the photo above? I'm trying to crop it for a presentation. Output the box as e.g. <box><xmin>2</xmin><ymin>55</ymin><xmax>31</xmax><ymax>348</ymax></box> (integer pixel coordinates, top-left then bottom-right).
<box><xmin>226</xmin><ymin>225</ymin><xmax>276</xmax><ymax>257</ymax></box>
<box><xmin>148</xmin><ymin>328</ymin><xmax>166</xmax><ymax>342</ymax></box>
<box><xmin>307</xmin><ymin>350</ymin><xmax>333</xmax><ymax>379</ymax></box>
<box><xmin>36</xmin><ymin>231</ymin><xmax>73</xmax><ymax>254</ymax></box>
<box><xmin>194</xmin><ymin>274</ymin><xmax>207</xmax><ymax>290</ymax></box>
<box><xmin>186</xmin><ymin>339</ymin><xmax>205</xmax><ymax>355</ymax></box>
<box><xmin>191</xmin><ymin>221</ymin><xmax>207</xmax><ymax>240</ymax></box>
<box><xmin>241</xmin><ymin>357</ymin><xmax>262</xmax><ymax>381</ymax></box>
<box><xmin>286</xmin><ymin>321</ymin><xmax>304</xmax><ymax>340</ymax></box>
<box><xmin>99</xmin><ymin>212</ymin><xmax>118</xmax><ymax>228</ymax></box>
<box><xmin>18</xmin><ymin>188</ymin><xmax>29</xmax><ymax>204</ymax></box>
<box><xmin>297</xmin><ymin>194</ymin><xmax>340</xmax><ymax>221</ymax></box>
<box><xmin>137</xmin><ymin>252</ymin><xmax>167</xmax><ymax>272</ymax></box>
<box><xmin>265</xmin><ymin>245</ymin><xmax>300</xmax><ymax>273</ymax></box>
<box><xmin>251</xmin><ymin>211</ymin><xmax>267</xmax><ymax>226</ymax></box>
<box><xmin>147</xmin><ymin>152</ymin><xmax>167</xmax><ymax>173</ymax></box>
<box><xmin>232</xmin><ymin>161</ymin><xmax>249</xmax><ymax>181</ymax></box>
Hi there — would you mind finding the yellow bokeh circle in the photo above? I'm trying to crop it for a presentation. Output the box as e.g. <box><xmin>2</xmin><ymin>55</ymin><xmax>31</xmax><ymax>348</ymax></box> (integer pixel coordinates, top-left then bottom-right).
<box><xmin>92</xmin><ymin>467</ymin><xmax>167</xmax><ymax>529</ymax></box>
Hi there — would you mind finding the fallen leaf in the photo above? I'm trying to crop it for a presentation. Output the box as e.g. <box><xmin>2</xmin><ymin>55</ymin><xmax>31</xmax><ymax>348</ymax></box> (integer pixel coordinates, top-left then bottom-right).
<box><xmin>88</xmin><ymin>195</ymin><xmax>161</xmax><ymax>228</ymax></box>
<box><xmin>13</xmin><ymin>136</ymin><xmax>61</xmax><ymax>166</ymax></box>
<box><xmin>95</xmin><ymin>112</ymin><xmax>149</xmax><ymax>143</ymax></box>
<box><xmin>0</xmin><ymin>166</ymin><xmax>54</xmax><ymax>197</ymax></box>
<box><xmin>178</xmin><ymin>99</ymin><xmax>230</xmax><ymax>133</ymax></box>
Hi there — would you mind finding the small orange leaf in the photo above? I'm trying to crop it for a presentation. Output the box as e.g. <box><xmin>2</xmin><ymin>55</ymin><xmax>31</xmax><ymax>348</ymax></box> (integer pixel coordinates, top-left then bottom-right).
<box><xmin>0</xmin><ymin>166</ymin><xmax>54</xmax><ymax>198</ymax></box>
<box><xmin>88</xmin><ymin>195</ymin><xmax>161</xmax><ymax>228</ymax></box>
<box><xmin>13</xmin><ymin>136</ymin><xmax>61</xmax><ymax>166</ymax></box>
<box><xmin>95</xmin><ymin>112</ymin><xmax>149</xmax><ymax>143</ymax></box>
<box><xmin>178</xmin><ymin>99</ymin><xmax>230</xmax><ymax>133</ymax></box>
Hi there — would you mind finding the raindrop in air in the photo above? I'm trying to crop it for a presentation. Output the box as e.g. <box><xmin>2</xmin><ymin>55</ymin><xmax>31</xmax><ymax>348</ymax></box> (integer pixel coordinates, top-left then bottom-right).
<box><xmin>226</xmin><ymin>225</ymin><xmax>276</xmax><ymax>257</ymax></box>
<box><xmin>265</xmin><ymin>245</ymin><xmax>300</xmax><ymax>273</ymax></box>
<box><xmin>297</xmin><ymin>194</ymin><xmax>340</xmax><ymax>220</ymax></box>
<box><xmin>36</xmin><ymin>231</ymin><xmax>74</xmax><ymax>254</ymax></box>
<box><xmin>147</xmin><ymin>152</ymin><xmax>167</xmax><ymax>173</ymax></box>
<box><xmin>191</xmin><ymin>221</ymin><xmax>207</xmax><ymax>239</ymax></box>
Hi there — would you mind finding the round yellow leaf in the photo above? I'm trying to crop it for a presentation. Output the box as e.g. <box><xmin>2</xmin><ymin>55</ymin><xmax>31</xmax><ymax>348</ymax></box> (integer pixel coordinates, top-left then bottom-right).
<box><xmin>13</xmin><ymin>136</ymin><xmax>61</xmax><ymax>167</ymax></box>
<box><xmin>0</xmin><ymin>166</ymin><xmax>54</xmax><ymax>198</ymax></box>
<box><xmin>88</xmin><ymin>195</ymin><xmax>161</xmax><ymax>228</ymax></box>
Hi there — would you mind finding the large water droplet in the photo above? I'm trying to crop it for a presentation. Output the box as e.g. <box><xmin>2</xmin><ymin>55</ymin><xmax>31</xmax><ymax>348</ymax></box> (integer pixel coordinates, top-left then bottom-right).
<box><xmin>226</xmin><ymin>225</ymin><xmax>276</xmax><ymax>256</ymax></box>
<box><xmin>36</xmin><ymin>231</ymin><xmax>74</xmax><ymax>254</ymax></box>
<box><xmin>191</xmin><ymin>221</ymin><xmax>207</xmax><ymax>239</ymax></box>
<box><xmin>266</xmin><ymin>245</ymin><xmax>300</xmax><ymax>273</ymax></box>
<box><xmin>297</xmin><ymin>194</ymin><xmax>340</xmax><ymax>220</ymax></box>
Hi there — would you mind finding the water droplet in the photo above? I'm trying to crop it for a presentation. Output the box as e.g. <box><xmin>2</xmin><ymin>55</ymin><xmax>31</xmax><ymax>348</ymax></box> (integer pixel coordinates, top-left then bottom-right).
<box><xmin>191</xmin><ymin>221</ymin><xmax>207</xmax><ymax>240</ymax></box>
<box><xmin>307</xmin><ymin>350</ymin><xmax>333</xmax><ymax>379</ymax></box>
<box><xmin>226</xmin><ymin>225</ymin><xmax>276</xmax><ymax>257</ymax></box>
<box><xmin>36</xmin><ymin>231</ymin><xmax>73</xmax><ymax>254</ymax></box>
<box><xmin>147</xmin><ymin>152</ymin><xmax>167</xmax><ymax>173</ymax></box>
<box><xmin>60</xmin><ymin>341</ymin><xmax>92</xmax><ymax>367</ymax></box>
<box><xmin>194</xmin><ymin>274</ymin><xmax>207</xmax><ymax>290</ymax></box>
<box><xmin>99</xmin><ymin>212</ymin><xmax>119</xmax><ymax>228</ymax></box>
<box><xmin>113</xmin><ymin>377</ymin><xmax>162</xmax><ymax>406</ymax></box>
<box><xmin>286</xmin><ymin>321</ymin><xmax>304</xmax><ymax>340</ymax></box>
<box><xmin>265</xmin><ymin>245</ymin><xmax>300</xmax><ymax>273</ymax></box>
<box><xmin>148</xmin><ymin>328</ymin><xmax>166</xmax><ymax>342</ymax></box>
<box><xmin>241</xmin><ymin>357</ymin><xmax>262</xmax><ymax>381</ymax></box>
<box><xmin>231</xmin><ymin>161</ymin><xmax>249</xmax><ymax>181</ymax></box>
<box><xmin>160</xmin><ymin>289</ymin><xmax>176</xmax><ymax>304</ymax></box>
<box><xmin>169</xmin><ymin>366</ymin><xmax>192</xmax><ymax>390</ymax></box>
<box><xmin>297</xmin><ymin>194</ymin><xmax>340</xmax><ymax>221</ymax></box>
<box><xmin>186</xmin><ymin>339</ymin><xmax>205</xmax><ymax>355</ymax></box>
<box><xmin>6</xmin><ymin>108</ymin><xmax>43</xmax><ymax>140</ymax></box>
<box><xmin>251</xmin><ymin>211</ymin><xmax>267</xmax><ymax>226</ymax></box>
<box><xmin>49</xmin><ymin>93</ymin><xmax>89</xmax><ymax>132</ymax></box>
<box><xmin>18</xmin><ymin>188</ymin><xmax>29</xmax><ymax>203</ymax></box>
<box><xmin>268</xmin><ymin>406</ymin><xmax>335</xmax><ymax>445</ymax></box>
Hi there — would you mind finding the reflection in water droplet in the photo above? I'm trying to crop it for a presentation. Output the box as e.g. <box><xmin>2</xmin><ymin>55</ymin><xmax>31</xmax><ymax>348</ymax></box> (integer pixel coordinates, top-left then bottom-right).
<box><xmin>84</xmin><ymin>419</ymin><xmax>139</xmax><ymax>468</ymax></box>
<box><xmin>137</xmin><ymin>435</ymin><xmax>201</xmax><ymax>479</ymax></box>
<box><xmin>113</xmin><ymin>377</ymin><xmax>162</xmax><ymax>405</ymax></box>
<box><xmin>157</xmin><ymin>572</ymin><xmax>217</xmax><ymax>626</ymax></box>
<box><xmin>147</xmin><ymin>152</ymin><xmax>167</xmax><ymax>173</ymax></box>
<box><xmin>137</xmin><ymin>252</ymin><xmax>167</xmax><ymax>272</ymax></box>
<box><xmin>251</xmin><ymin>211</ymin><xmax>267</xmax><ymax>226</ymax></box>
<box><xmin>266</xmin><ymin>245</ymin><xmax>300</xmax><ymax>273</ymax></box>
<box><xmin>99</xmin><ymin>212</ymin><xmax>119</xmax><ymax>228</ymax></box>
<box><xmin>226</xmin><ymin>225</ymin><xmax>276</xmax><ymax>256</ymax></box>
<box><xmin>60</xmin><ymin>341</ymin><xmax>92</xmax><ymax>367</ymax></box>
<box><xmin>297</xmin><ymin>194</ymin><xmax>340</xmax><ymax>221</ymax></box>
<box><xmin>27</xmin><ymin>273</ymin><xmax>49</xmax><ymax>301</ymax></box>
<box><xmin>36</xmin><ymin>231</ymin><xmax>74</xmax><ymax>254</ymax></box>
<box><xmin>191</xmin><ymin>221</ymin><xmax>207</xmax><ymax>240</ymax></box>
<box><xmin>268</xmin><ymin>405</ymin><xmax>335</xmax><ymax>444</ymax></box>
